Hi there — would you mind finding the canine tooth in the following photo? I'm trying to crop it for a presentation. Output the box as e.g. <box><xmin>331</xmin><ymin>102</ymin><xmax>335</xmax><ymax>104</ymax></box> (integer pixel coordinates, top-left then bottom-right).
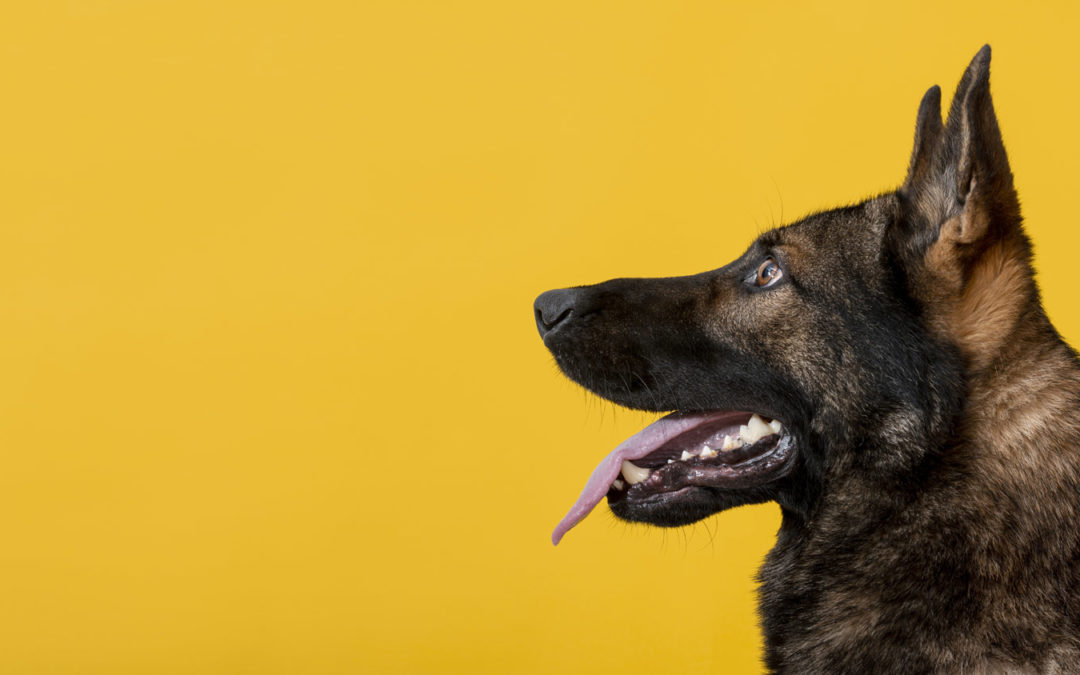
<box><xmin>700</xmin><ymin>445</ymin><xmax>718</xmax><ymax>459</ymax></box>
<box><xmin>743</xmin><ymin>414</ymin><xmax>772</xmax><ymax>444</ymax></box>
<box><xmin>680</xmin><ymin>451</ymin><xmax>694</xmax><ymax>461</ymax></box>
<box><xmin>769</xmin><ymin>419</ymin><xmax>783</xmax><ymax>434</ymax></box>
<box><xmin>612</xmin><ymin>479</ymin><xmax>625</xmax><ymax>491</ymax></box>
<box><xmin>621</xmin><ymin>460</ymin><xmax>651</xmax><ymax>485</ymax></box>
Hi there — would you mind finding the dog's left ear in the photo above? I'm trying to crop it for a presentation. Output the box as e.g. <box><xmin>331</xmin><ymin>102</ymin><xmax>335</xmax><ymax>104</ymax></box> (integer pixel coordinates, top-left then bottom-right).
<box><xmin>899</xmin><ymin>45</ymin><xmax>1020</xmax><ymax>255</ymax></box>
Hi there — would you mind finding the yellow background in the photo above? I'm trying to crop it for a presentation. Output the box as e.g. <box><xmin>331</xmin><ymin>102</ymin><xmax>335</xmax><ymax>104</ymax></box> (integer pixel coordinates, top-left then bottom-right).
<box><xmin>2</xmin><ymin>2</ymin><xmax>1079</xmax><ymax>673</ymax></box>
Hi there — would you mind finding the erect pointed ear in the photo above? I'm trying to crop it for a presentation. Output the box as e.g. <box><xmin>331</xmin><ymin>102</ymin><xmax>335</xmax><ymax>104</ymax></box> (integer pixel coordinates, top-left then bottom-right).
<box><xmin>895</xmin><ymin>47</ymin><xmax>1033</xmax><ymax>372</ymax></box>
<box><xmin>900</xmin><ymin>45</ymin><xmax>1019</xmax><ymax>248</ymax></box>
<box><xmin>903</xmin><ymin>85</ymin><xmax>943</xmax><ymax>191</ymax></box>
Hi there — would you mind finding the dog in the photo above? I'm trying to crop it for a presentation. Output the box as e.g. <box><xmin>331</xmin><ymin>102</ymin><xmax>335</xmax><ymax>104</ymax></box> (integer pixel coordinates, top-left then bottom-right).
<box><xmin>534</xmin><ymin>46</ymin><xmax>1080</xmax><ymax>673</ymax></box>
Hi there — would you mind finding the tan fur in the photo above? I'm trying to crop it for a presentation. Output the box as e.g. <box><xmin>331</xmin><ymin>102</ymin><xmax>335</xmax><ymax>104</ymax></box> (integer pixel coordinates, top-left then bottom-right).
<box><xmin>952</xmin><ymin>239</ymin><xmax>1033</xmax><ymax>372</ymax></box>
<box><xmin>917</xmin><ymin>225</ymin><xmax>1033</xmax><ymax>374</ymax></box>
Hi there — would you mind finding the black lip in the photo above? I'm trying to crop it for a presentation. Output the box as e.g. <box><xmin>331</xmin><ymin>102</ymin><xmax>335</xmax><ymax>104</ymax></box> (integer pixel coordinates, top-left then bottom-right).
<box><xmin>607</xmin><ymin>433</ymin><xmax>798</xmax><ymax>522</ymax></box>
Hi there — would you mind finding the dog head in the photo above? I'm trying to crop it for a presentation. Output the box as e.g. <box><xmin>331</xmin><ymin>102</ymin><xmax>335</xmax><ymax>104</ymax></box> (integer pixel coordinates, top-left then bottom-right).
<box><xmin>537</xmin><ymin>46</ymin><xmax>1035</xmax><ymax>543</ymax></box>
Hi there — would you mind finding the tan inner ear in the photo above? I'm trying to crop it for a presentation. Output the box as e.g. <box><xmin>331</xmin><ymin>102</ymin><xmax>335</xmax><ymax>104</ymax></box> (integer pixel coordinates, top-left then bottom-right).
<box><xmin>956</xmin><ymin>177</ymin><xmax>990</xmax><ymax>244</ymax></box>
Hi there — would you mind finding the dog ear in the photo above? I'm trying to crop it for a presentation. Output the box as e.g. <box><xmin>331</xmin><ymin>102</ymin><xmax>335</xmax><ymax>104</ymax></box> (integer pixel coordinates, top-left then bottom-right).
<box><xmin>900</xmin><ymin>45</ymin><xmax>1019</xmax><ymax>250</ymax></box>
<box><xmin>903</xmin><ymin>85</ymin><xmax>943</xmax><ymax>193</ymax></box>
<box><xmin>896</xmin><ymin>46</ymin><xmax>1033</xmax><ymax>371</ymax></box>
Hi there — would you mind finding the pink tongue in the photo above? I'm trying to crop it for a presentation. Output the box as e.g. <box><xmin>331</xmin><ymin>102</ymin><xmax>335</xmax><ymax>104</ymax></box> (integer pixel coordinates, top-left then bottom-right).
<box><xmin>551</xmin><ymin>411</ymin><xmax>731</xmax><ymax>545</ymax></box>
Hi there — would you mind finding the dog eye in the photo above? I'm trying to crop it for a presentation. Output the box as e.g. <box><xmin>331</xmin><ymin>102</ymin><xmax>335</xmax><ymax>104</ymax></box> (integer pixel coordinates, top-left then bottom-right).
<box><xmin>754</xmin><ymin>258</ymin><xmax>783</xmax><ymax>288</ymax></box>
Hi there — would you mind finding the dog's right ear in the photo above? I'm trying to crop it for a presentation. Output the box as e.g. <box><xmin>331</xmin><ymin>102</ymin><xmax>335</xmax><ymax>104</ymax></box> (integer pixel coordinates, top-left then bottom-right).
<box><xmin>903</xmin><ymin>85</ymin><xmax>944</xmax><ymax>195</ymax></box>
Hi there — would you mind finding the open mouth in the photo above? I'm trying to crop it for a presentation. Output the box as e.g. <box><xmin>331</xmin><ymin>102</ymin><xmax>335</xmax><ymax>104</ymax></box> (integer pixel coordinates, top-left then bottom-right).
<box><xmin>552</xmin><ymin>410</ymin><xmax>796</xmax><ymax>544</ymax></box>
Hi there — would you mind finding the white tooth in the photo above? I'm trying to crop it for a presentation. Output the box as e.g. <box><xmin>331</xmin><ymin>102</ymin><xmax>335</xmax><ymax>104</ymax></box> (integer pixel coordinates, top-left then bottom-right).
<box><xmin>621</xmin><ymin>460</ymin><xmax>651</xmax><ymax>485</ymax></box>
<box><xmin>612</xmin><ymin>479</ymin><xmax>625</xmax><ymax>491</ymax></box>
<box><xmin>700</xmin><ymin>445</ymin><xmax>718</xmax><ymax>459</ymax></box>
<box><xmin>680</xmin><ymin>450</ymin><xmax>694</xmax><ymax>461</ymax></box>
<box><xmin>743</xmin><ymin>414</ymin><xmax>772</xmax><ymax>444</ymax></box>
<box><xmin>769</xmin><ymin>419</ymin><xmax>783</xmax><ymax>434</ymax></box>
<box><xmin>738</xmin><ymin>424</ymin><xmax>752</xmax><ymax>442</ymax></box>
<box><xmin>667</xmin><ymin>458</ymin><xmax>675</xmax><ymax>464</ymax></box>
<box><xmin>721</xmin><ymin>435</ymin><xmax>738</xmax><ymax>451</ymax></box>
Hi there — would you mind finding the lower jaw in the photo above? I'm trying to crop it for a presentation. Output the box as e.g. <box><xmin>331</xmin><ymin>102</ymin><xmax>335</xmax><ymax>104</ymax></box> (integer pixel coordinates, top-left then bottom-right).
<box><xmin>607</xmin><ymin>435</ymin><xmax>797</xmax><ymax>526</ymax></box>
<box><xmin>609</xmin><ymin>484</ymin><xmax>785</xmax><ymax>526</ymax></box>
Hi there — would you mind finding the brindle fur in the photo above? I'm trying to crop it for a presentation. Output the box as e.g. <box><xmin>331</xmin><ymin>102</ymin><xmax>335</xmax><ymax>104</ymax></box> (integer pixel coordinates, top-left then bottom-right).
<box><xmin>534</xmin><ymin>46</ymin><xmax>1080</xmax><ymax>673</ymax></box>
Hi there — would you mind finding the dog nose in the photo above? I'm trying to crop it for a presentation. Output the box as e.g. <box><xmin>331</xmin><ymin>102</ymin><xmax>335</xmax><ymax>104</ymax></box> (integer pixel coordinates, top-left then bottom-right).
<box><xmin>534</xmin><ymin>288</ymin><xmax>581</xmax><ymax>338</ymax></box>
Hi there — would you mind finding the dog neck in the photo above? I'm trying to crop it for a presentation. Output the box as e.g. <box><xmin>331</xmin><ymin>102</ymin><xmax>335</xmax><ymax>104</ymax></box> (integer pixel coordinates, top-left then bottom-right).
<box><xmin>759</xmin><ymin>287</ymin><xmax>1080</xmax><ymax>673</ymax></box>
